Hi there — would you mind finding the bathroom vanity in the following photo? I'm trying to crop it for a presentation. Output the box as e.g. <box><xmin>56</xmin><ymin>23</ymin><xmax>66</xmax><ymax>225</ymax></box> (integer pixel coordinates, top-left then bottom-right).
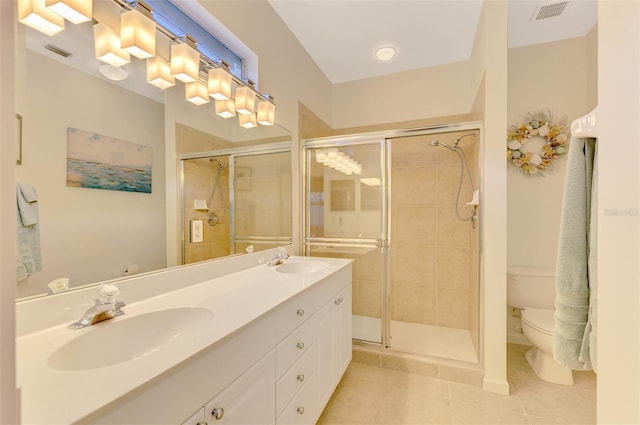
<box><xmin>16</xmin><ymin>252</ymin><xmax>352</xmax><ymax>424</ymax></box>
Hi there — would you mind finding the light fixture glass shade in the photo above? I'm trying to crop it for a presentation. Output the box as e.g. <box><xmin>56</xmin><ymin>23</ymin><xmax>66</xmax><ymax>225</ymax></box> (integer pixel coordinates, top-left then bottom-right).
<box><xmin>121</xmin><ymin>8</ymin><xmax>156</xmax><ymax>59</ymax></box>
<box><xmin>45</xmin><ymin>0</ymin><xmax>91</xmax><ymax>24</ymax></box>
<box><xmin>93</xmin><ymin>22</ymin><xmax>131</xmax><ymax>67</ymax></box>
<box><xmin>257</xmin><ymin>100</ymin><xmax>275</xmax><ymax>126</ymax></box>
<box><xmin>235</xmin><ymin>86</ymin><xmax>256</xmax><ymax>115</ymax></box>
<box><xmin>18</xmin><ymin>0</ymin><xmax>65</xmax><ymax>36</ymax></box>
<box><xmin>208</xmin><ymin>68</ymin><xmax>232</xmax><ymax>100</ymax></box>
<box><xmin>239</xmin><ymin>112</ymin><xmax>257</xmax><ymax>129</ymax></box>
<box><xmin>170</xmin><ymin>43</ymin><xmax>199</xmax><ymax>83</ymax></box>
<box><xmin>185</xmin><ymin>81</ymin><xmax>210</xmax><ymax>106</ymax></box>
<box><xmin>215</xmin><ymin>99</ymin><xmax>235</xmax><ymax>119</ymax></box>
<box><xmin>146</xmin><ymin>56</ymin><xmax>175</xmax><ymax>89</ymax></box>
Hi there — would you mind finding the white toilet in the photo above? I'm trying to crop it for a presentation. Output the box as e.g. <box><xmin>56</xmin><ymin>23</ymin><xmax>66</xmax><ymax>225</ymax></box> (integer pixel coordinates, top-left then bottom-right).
<box><xmin>507</xmin><ymin>266</ymin><xmax>574</xmax><ymax>385</ymax></box>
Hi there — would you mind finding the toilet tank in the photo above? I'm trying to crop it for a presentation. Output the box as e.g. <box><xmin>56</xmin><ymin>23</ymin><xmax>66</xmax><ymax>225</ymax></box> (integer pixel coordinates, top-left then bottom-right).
<box><xmin>507</xmin><ymin>266</ymin><xmax>556</xmax><ymax>310</ymax></box>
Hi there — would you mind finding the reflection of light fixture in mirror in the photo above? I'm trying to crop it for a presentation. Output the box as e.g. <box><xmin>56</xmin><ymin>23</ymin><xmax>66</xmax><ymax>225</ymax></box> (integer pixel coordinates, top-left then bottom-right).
<box><xmin>171</xmin><ymin>35</ymin><xmax>199</xmax><ymax>83</ymax></box>
<box><xmin>215</xmin><ymin>99</ymin><xmax>235</xmax><ymax>119</ymax></box>
<box><xmin>257</xmin><ymin>95</ymin><xmax>275</xmax><ymax>126</ymax></box>
<box><xmin>235</xmin><ymin>84</ymin><xmax>256</xmax><ymax>115</ymax></box>
<box><xmin>360</xmin><ymin>177</ymin><xmax>381</xmax><ymax>187</ymax></box>
<box><xmin>239</xmin><ymin>113</ymin><xmax>257</xmax><ymax>129</ymax></box>
<box><xmin>45</xmin><ymin>0</ymin><xmax>91</xmax><ymax>24</ymax></box>
<box><xmin>314</xmin><ymin>148</ymin><xmax>362</xmax><ymax>175</ymax></box>
<box><xmin>185</xmin><ymin>80</ymin><xmax>210</xmax><ymax>106</ymax></box>
<box><xmin>208</xmin><ymin>63</ymin><xmax>232</xmax><ymax>100</ymax></box>
<box><xmin>120</xmin><ymin>1</ymin><xmax>156</xmax><ymax>59</ymax></box>
<box><xmin>93</xmin><ymin>22</ymin><xmax>130</xmax><ymax>67</ymax></box>
<box><xmin>18</xmin><ymin>0</ymin><xmax>65</xmax><ymax>36</ymax></box>
<box><xmin>146</xmin><ymin>56</ymin><xmax>175</xmax><ymax>89</ymax></box>
<box><xmin>99</xmin><ymin>63</ymin><xmax>128</xmax><ymax>81</ymax></box>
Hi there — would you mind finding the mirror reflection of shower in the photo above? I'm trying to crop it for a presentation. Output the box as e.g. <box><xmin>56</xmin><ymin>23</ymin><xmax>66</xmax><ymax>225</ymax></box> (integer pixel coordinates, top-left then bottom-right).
<box><xmin>207</xmin><ymin>158</ymin><xmax>227</xmax><ymax>226</ymax></box>
<box><xmin>428</xmin><ymin>133</ymin><xmax>479</xmax><ymax>228</ymax></box>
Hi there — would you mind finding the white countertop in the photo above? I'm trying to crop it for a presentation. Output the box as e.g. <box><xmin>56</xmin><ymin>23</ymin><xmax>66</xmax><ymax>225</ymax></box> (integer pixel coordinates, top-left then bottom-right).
<box><xmin>16</xmin><ymin>256</ymin><xmax>351</xmax><ymax>425</ymax></box>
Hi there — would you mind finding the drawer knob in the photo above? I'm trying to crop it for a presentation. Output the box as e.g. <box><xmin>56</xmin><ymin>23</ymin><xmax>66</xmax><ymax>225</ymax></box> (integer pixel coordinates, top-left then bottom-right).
<box><xmin>211</xmin><ymin>407</ymin><xmax>224</xmax><ymax>420</ymax></box>
<box><xmin>297</xmin><ymin>374</ymin><xmax>305</xmax><ymax>382</ymax></box>
<box><xmin>296</xmin><ymin>309</ymin><xmax>305</xmax><ymax>317</ymax></box>
<box><xmin>296</xmin><ymin>341</ymin><xmax>305</xmax><ymax>350</ymax></box>
<box><xmin>196</xmin><ymin>422</ymin><xmax>208</xmax><ymax>425</ymax></box>
<box><xmin>335</xmin><ymin>297</ymin><xmax>344</xmax><ymax>305</ymax></box>
<box><xmin>297</xmin><ymin>407</ymin><xmax>305</xmax><ymax>415</ymax></box>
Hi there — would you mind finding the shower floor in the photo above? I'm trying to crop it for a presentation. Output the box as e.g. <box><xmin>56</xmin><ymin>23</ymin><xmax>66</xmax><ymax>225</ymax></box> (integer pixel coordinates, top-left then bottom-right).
<box><xmin>353</xmin><ymin>315</ymin><xmax>478</xmax><ymax>363</ymax></box>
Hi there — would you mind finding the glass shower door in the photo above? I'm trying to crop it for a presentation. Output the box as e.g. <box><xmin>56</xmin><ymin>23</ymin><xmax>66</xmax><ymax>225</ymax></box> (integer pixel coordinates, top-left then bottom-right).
<box><xmin>304</xmin><ymin>139</ymin><xmax>387</xmax><ymax>345</ymax></box>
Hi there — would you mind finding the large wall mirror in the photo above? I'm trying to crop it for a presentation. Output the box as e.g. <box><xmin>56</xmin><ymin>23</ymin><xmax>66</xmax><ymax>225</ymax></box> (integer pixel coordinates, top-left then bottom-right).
<box><xmin>15</xmin><ymin>21</ymin><xmax>292</xmax><ymax>300</ymax></box>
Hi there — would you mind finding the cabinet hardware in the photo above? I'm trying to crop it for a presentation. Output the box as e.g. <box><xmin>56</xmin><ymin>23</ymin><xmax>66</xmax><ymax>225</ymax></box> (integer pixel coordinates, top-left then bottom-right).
<box><xmin>296</xmin><ymin>309</ymin><xmax>305</xmax><ymax>317</ymax></box>
<box><xmin>296</xmin><ymin>341</ymin><xmax>305</xmax><ymax>350</ymax></box>
<box><xmin>297</xmin><ymin>407</ymin><xmax>305</xmax><ymax>415</ymax></box>
<box><xmin>297</xmin><ymin>374</ymin><xmax>305</xmax><ymax>382</ymax></box>
<box><xmin>211</xmin><ymin>407</ymin><xmax>224</xmax><ymax>420</ymax></box>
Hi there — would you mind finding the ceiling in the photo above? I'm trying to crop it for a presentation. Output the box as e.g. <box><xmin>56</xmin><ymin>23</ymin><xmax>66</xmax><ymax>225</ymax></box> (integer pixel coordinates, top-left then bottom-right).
<box><xmin>268</xmin><ymin>0</ymin><xmax>597</xmax><ymax>84</ymax></box>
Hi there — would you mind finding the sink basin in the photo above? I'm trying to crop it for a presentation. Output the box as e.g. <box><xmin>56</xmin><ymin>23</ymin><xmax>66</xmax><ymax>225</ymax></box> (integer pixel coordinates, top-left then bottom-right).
<box><xmin>48</xmin><ymin>307</ymin><xmax>215</xmax><ymax>371</ymax></box>
<box><xmin>276</xmin><ymin>261</ymin><xmax>329</xmax><ymax>274</ymax></box>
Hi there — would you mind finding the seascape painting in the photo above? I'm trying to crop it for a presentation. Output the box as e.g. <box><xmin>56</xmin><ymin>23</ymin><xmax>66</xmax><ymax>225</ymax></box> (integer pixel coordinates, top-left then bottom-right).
<box><xmin>66</xmin><ymin>128</ymin><xmax>152</xmax><ymax>193</ymax></box>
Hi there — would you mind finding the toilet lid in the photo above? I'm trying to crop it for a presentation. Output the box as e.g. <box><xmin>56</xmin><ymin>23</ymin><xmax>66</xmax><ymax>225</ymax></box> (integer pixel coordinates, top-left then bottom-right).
<box><xmin>522</xmin><ymin>308</ymin><xmax>554</xmax><ymax>335</ymax></box>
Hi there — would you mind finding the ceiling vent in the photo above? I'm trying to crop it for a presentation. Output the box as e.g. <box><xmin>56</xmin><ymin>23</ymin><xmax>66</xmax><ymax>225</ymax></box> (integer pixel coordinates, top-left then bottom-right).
<box><xmin>531</xmin><ymin>1</ymin><xmax>570</xmax><ymax>21</ymax></box>
<box><xmin>44</xmin><ymin>44</ymin><xmax>72</xmax><ymax>58</ymax></box>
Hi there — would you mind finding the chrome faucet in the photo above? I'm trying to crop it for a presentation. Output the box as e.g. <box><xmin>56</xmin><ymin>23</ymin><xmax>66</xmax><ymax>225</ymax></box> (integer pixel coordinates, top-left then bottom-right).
<box><xmin>68</xmin><ymin>284</ymin><xmax>126</xmax><ymax>329</ymax></box>
<box><xmin>267</xmin><ymin>247</ymin><xmax>289</xmax><ymax>266</ymax></box>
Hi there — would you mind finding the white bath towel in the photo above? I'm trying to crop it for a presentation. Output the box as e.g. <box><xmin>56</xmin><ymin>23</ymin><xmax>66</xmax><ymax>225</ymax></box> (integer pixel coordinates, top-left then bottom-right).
<box><xmin>17</xmin><ymin>182</ymin><xmax>42</xmax><ymax>281</ymax></box>
<box><xmin>553</xmin><ymin>137</ymin><xmax>596</xmax><ymax>371</ymax></box>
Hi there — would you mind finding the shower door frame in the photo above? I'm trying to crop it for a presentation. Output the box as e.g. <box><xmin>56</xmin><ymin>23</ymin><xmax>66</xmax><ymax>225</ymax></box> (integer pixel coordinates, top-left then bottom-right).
<box><xmin>302</xmin><ymin>122</ymin><xmax>484</xmax><ymax>365</ymax></box>
<box><xmin>179</xmin><ymin>142</ymin><xmax>292</xmax><ymax>262</ymax></box>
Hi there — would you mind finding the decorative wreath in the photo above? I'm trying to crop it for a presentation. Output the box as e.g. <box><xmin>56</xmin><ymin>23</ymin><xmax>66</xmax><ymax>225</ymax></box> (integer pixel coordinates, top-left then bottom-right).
<box><xmin>507</xmin><ymin>110</ymin><xmax>569</xmax><ymax>175</ymax></box>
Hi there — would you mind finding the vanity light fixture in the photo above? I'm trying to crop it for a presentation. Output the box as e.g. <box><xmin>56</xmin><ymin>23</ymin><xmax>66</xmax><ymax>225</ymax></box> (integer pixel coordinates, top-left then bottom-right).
<box><xmin>146</xmin><ymin>56</ymin><xmax>175</xmax><ymax>89</ymax></box>
<box><xmin>93</xmin><ymin>22</ymin><xmax>130</xmax><ymax>67</ymax></box>
<box><xmin>257</xmin><ymin>94</ymin><xmax>275</xmax><ymax>126</ymax></box>
<box><xmin>238</xmin><ymin>112</ymin><xmax>257</xmax><ymax>129</ymax></box>
<box><xmin>208</xmin><ymin>61</ymin><xmax>232</xmax><ymax>100</ymax></box>
<box><xmin>45</xmin><ymin>0</ymin><xmax>92</xmax><ymax>24</ymax></box>
<box><xmin>18</xmin><ymin>0</ymin><xmax>65</xmax><ymax>36</ymax></box>
<box><xmin>235</xmin><ymin>83</ymin><xmax>256</xmax><ymax>115</ymax></box>
<box><xmin>185</xmin><ymin>80</ymin><xmax>210</xmax><ymax>106</ymax></box>
<box><xmin>171</xmin><ymin>34</ymin><xmax>200</xmax><ymax>83</ymax></box>
<box><xmin>120</xmin><ymin>0</ymin><xmax>156</xmax><ymax>59</ymax></box>
<box><xmin>375</xmin><ymin>46</ymin><xmax>396</xmax><ymax>61</ymax></box>
<box><xmin>215</xmin><ymin>99</ymin><xmax>236</xmax><ymax>119</ymax></box>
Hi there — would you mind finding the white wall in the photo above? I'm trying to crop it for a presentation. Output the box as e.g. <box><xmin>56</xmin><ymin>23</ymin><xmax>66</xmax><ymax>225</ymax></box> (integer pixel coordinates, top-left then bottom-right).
<box><xmin>597</xmin><ymin>1</ymin><xmax>640</xmax><ymax>422</ymax></box>
<box><xmin>15</xmin><ymin>50</ymin><xmax>166</xmax><ymax>298</ymax></box>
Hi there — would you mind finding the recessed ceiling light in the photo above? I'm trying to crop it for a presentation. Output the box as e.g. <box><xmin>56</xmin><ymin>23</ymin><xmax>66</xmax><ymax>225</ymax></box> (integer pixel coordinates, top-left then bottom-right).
<box><xmin>375</xmin><ymin>46</ymin><xmax>396</xmax><ymax>61</ymax></box>
<box><xmin>99</xmin><ymin>63</ymin><xmax>128</xmax><ymax>81</ymax></box>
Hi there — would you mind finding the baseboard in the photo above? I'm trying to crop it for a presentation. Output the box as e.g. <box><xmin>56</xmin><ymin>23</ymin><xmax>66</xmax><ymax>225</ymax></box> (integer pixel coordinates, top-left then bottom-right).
<box><xmin>482</xmin><ymin>377</ymin><xmax>510</xmax><ymax>395</ymax></box>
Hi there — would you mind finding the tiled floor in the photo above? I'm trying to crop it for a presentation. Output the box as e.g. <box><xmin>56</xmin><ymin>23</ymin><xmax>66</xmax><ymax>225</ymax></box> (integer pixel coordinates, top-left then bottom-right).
<box><xmin>318</xmin><ymin>344</ymin><xmax>596</xmax><ymax>425</ymax></box>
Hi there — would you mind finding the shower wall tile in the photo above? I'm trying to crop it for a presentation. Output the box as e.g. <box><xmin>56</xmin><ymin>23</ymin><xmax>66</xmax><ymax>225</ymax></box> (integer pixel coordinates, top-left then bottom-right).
<box><xmin>437</xmin><ymin>287</ymin><xmax>470</xmax><ymax>329</ymax></box>
<box><xmin>437</xmin><ymin>206</ymin><xmax>471</xmax><ymax>248</ymax></box>
<box><xmin>437</xmin><ymin>164</ymin><xmax>465</xmax><ymax>206</ymax></box>
<box><xmin>392</xmin><ymin>167</ymin><xmax>437</xmax><ymax>206</ymax></box>
<box><xmin>392</xmin><ymin>282</ymin><xmax>437</xmax><ymax>325</ymax></box>
<box><xmin>438</xmin><ymin>247</ymin><xmax>470</xmax><ymax>289</ymax></box>
<box><xmin>393</xmin><ymin>206</ymin><xmax>437</xmax><ymax>246</ymax></box>
<box><xmin>355</xmin><ymin>279</ymin><xmax>382</xmax><ymax>319</ymax></box>
<box><xmin>357</xmin><ymin>248</ymin><xmax>382</xmax><ymax>282</ymax></box>
<box><xmin>380</xmin><ymin>353</ymin><xmax>439</xmax><ymax>378</ymax></box>
<box><xmin>392</xmin><ymin>135</ymin><xmax>438</xmax><ymax>168</ymax></box>
<box><xmin>392</xmin><ymin>245</ymin><xmax>437</xmax><ymax>284</ymax></box>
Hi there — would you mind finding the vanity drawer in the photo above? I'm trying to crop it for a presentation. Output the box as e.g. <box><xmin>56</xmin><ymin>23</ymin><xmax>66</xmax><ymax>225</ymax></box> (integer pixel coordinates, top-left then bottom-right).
<box><xmin>276</xmin><ymin>317</ymin><xmax>314</xmax><ymax>378</ymax></box>
<box><xmin>276</xmin><ymin>375</ymin><xmax>317</xmax><ymax>425</ymax></box>
<box><xmin>276</xmin><ymin>345</ymin><xmax>315</xmax><ymax>416</ymax></box>
<box><xmin>275</xmin><ymin>288</ymin><xmax>315</xmax><ymax>342</ymax></box>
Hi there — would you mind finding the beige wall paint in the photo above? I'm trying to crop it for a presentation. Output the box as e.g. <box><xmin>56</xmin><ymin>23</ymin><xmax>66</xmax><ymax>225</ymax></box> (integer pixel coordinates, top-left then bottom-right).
<box><xmin>597</xmin><ymin>2</ymin><xmax>640</xmax><ymax>422</ymax></box>
<box><xmin>0</xmin><ymin>1</ymin><xmax>17</xmax><ymax>422</ymax></box>
<box><xmin>332</xmin><ymin>61</ymin><xmax>472</xmax><ymax>129</ymax></box>
<box><xmin>507</xmin><ymin>35</ymin><xmax>595</xmax><ymax>270</ymax></box>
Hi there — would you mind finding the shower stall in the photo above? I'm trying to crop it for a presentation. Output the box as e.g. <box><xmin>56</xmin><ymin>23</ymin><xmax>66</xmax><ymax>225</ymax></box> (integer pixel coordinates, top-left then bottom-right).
<box><xmin>303</xmin><ymin>124</ymin><xmax>482</xmax><ymax>364</ymax></box>
<box><xmin>180</xmin><ymin>144</ymin><xmax>292</xmax><ymax>263</ymax></box>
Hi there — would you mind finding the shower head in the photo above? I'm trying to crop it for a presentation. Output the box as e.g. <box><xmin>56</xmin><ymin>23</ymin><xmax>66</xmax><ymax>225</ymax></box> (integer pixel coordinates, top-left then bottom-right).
<box><xmin>428</xmin><ymin>139</ymin><xmax>457</xmax><ymax>151</ymax></box>
<box><xmin>209</xmin><ymin>158</ymin><xmax>226</xmax><ymax>170</ymax></box>
<box><xmin>453</xmin><ymin>133</ymin><xmax>476</xmax><ymax>148</ymax></box>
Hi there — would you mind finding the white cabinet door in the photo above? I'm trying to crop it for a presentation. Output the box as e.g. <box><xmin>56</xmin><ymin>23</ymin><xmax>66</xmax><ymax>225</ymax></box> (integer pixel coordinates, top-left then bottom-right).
<box><xmin>181</xmin><ymin>408</ymin><xmax>206</xmax><ymax>425</ymax></box>
<box><xmin>204</xmin><ymin>351</ymin><xmax>276</xmax><ymax>425</ymax></box>
<box><xmin>314</xmin><ymin>298</ymin><xmax>337</xmax><ymax>411</ymax></box>
<box><xmin>336</xmin><ymin>285</ymin><xmax>353</xmax><ymax>377</ymax></box>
